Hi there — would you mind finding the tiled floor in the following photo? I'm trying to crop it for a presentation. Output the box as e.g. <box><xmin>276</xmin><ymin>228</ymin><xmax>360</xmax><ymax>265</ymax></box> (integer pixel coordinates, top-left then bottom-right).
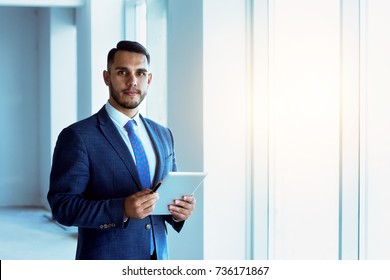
<box><xmin>0</xmin><ymin>207</ymin><xmax>77</xmax><ymax>260</ymax></box>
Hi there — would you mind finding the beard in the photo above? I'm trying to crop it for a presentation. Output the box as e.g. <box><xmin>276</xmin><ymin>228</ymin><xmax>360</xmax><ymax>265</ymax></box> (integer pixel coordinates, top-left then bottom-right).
<box><xmin>109</xmin><ymin>83</ymin><xmax>147</xmax><ymax>110</ymax></box>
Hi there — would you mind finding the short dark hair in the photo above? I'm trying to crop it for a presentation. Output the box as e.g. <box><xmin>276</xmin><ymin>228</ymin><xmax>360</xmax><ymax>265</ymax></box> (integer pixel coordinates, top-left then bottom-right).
<box><xmin>107</xmin><ymin>40</ymin><xmax>150</xmax><ymax>69</ymax></box>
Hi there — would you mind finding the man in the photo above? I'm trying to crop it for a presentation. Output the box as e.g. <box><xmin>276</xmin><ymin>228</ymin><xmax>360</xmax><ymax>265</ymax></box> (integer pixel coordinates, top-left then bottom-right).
<box><xmin>48</xmin><ymin>40</ymin><xmax>195</xmax><ymax>260</ymax></box>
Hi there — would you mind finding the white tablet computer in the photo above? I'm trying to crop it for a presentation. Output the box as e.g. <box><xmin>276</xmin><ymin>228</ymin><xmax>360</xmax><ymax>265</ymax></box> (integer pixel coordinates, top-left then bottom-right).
<box><xmin>151</xmin><ymin>172</ymin><xmax>207</xmax><ymax>215</ymax></box>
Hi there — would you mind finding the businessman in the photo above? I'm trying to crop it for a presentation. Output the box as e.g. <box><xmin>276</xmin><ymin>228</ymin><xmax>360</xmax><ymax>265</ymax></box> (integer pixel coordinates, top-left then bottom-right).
<box><xmin>48</xmin><ymin>40</ymin><xmax>195</xmax><ymax>260</ymax></box>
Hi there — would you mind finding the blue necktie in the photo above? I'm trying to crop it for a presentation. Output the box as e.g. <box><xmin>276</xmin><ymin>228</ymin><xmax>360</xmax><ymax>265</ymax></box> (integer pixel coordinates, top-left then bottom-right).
<box><xmin>124</xmin><ymin>120</ymin><xmax>155</xmax><ymax>255</ymax></box>
<box><xmin>124</xmin><ymin>120</ymin><xmax>151</xmax><ymax>189</ymax></box>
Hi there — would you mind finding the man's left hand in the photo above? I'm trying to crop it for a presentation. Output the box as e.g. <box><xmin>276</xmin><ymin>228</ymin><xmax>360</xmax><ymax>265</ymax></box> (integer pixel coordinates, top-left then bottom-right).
<box><xmin>168</xmin><ymin>196</ymin><xmax>196</xmax><ymax>222</ymax></box>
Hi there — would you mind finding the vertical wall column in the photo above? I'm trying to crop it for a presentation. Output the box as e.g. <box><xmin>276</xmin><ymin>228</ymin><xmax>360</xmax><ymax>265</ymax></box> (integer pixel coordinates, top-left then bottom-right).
<box><xmin>360</xmin><ymin>0</ymin><xmax>390</xmax><ymax>259</ymax></box>
<box><xmin>76</xmin><ymin>0</ymin><xmax>124</xmax><ymax>119</ymax></box>
<box><xmin>0</xmin><ymin>7</ymin><xmax>40</xmax><ymax>206</ymax></box>
<box><xmin>340</xmin><ymin>0</ymin><xmax>360</xmax><ymax>260</ymax></box>
<box><xmin>167</xmin><ymin>0</ymin><xmax>204</xmax><ymax>260</ymax></box>
<box><xmin>252</xmin><ymin>0</ymin><xmax>271</xmax><ymax>260</ymax></box>
<box><xmin>203</xmin><ymin>0</ymin><xmax>248</xmax><ymax>259</ymax></box>
<box><xmin>39</xmin><ymin>7</ymin><xmax>77</xmax><ymax>207</ymax></box>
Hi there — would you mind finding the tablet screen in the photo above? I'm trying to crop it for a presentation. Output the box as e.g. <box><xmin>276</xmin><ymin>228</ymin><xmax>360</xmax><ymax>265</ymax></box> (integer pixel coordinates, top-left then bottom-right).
<box><xmin>151</xmin><ymin>172</ymin><xmax>207</xmax><ymax>215</ymax></box>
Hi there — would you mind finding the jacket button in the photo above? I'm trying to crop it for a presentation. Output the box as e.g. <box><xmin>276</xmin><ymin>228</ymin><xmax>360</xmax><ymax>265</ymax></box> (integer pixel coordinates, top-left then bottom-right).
<box><xmin>145</xmin><ymin>224</ymin><xmax>151</xmax><ymax>230</ymax></box>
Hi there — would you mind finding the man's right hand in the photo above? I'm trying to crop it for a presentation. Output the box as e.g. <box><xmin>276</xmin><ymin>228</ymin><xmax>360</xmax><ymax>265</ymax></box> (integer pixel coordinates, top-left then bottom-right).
<box><xmin>124</xmin><ymin>189</ymin><xmax>159</xmax><ymax>219</ymax></box>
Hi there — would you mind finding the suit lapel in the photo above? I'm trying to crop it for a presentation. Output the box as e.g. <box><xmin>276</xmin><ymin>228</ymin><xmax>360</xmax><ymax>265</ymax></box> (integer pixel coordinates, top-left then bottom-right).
<box><xmin>96</xmin><ymin>107</ymin><xmax>143</xmax><ymax>191</ymax></box>
<box><xmin>140</xmin><ymin>115</ymin><xmax>164</xmax><ymax>186</ymax></box>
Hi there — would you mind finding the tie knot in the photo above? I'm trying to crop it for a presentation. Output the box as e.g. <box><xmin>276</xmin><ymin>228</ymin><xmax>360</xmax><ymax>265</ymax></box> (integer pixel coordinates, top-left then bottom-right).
<box><xmin>124</xmin><ymin>120</ymin><xmax>137</xmax><ymax>133</ymax></box>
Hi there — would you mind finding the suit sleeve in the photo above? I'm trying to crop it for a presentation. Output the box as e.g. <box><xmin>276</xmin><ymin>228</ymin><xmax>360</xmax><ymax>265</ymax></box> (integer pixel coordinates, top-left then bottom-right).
<box><xmin>48</xmin><ymin>127</ymin><xmax>126</xmax><ymax>229</ymax></box>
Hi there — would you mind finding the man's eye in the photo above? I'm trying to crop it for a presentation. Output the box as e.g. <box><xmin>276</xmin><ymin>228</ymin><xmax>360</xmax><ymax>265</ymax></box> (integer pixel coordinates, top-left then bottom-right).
<box><xmin>118</xmin><ymin>71</ymin><xmax>127</xmax><ymax>75</ymax></box>
<box><xmin>137</xmin><ymin>71</ymin><xmax>147</xmax><ymax>76</ymax></box>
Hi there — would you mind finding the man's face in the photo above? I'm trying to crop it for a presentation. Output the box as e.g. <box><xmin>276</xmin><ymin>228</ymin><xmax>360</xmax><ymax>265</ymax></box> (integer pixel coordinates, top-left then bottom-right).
<box><xmin>103</xmin><ymin>50</ymin><xmax>152</xmax><ymax>116</ymax></box>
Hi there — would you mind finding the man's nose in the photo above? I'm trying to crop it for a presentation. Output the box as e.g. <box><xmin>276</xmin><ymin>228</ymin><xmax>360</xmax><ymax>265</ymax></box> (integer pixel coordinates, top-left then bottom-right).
<box><xmin>126</xmin><ymin>74</ymin><xmax>137</xmax><ymax>86</ymax></box>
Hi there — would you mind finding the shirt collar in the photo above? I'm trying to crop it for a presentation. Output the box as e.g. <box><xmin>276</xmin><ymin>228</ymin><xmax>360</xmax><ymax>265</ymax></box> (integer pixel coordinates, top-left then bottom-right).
<box><xmin>105</xmin><ymin>101</ymin><xmax>141</xmax><ymax>128</ymax></box>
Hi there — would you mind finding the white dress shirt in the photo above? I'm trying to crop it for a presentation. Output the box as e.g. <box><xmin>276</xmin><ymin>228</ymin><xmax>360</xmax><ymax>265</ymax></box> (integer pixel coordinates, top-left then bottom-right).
<box><xmin>105</xmin><ymin>101</ymin><xmax>156</xmax><ymax>184</ymax></box>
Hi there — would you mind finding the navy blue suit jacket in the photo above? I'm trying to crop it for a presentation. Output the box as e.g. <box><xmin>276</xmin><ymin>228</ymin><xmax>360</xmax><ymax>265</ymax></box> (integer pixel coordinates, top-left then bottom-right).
<box><xmin>48</xmin><ymin>106</ymin><xmax>183</xmax><ymax>260</ymax></box>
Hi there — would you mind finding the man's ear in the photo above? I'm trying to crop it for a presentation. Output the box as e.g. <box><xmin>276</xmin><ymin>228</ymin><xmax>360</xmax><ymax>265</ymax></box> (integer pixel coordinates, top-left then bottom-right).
<box><xmin>147</xmin><ymin>72</ymin><xmax>153</xmax><ymax>86</ymax></box>
<box><xmin>103</xmin><ymin>70</ymin><xmax>110</xmax><ymax>86</ymax></box>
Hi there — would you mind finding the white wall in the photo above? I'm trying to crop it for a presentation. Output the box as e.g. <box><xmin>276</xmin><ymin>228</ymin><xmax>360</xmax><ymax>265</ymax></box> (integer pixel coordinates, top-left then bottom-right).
<box><xmin>0</xmin><ymin>7</ymin><xmax>40</xmax><ymax>206</ymax></box>
<box><xmin>268</xmin><ymin>0</ymin><xmax>341</xmax><ymax>259</ymax></box>
<box><xmin>361</xmin><ymin>0</ymin><xmax>390</xmax><ymax>260</ymax></box>
<box><xmin>38</xmin><ymin>7</ymin><xmax>78</xmax><ymax>208</ymax></box>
